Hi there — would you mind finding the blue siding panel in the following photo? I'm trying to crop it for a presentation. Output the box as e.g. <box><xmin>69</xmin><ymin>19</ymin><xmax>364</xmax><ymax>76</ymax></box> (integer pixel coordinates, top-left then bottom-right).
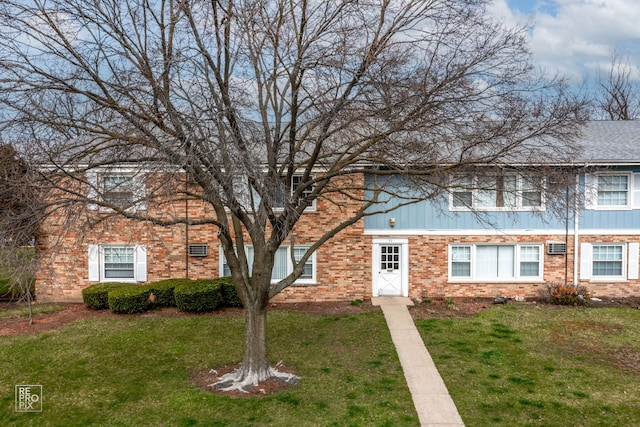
<box><xmin>580</xmin><ymin>209</ymin><xmax>640</xmax><ymax>230</ymax></box>
<box><xmin>364</xmin><ymin>170</ymin><xmax>640</xmax><ymax>232</ymax></box>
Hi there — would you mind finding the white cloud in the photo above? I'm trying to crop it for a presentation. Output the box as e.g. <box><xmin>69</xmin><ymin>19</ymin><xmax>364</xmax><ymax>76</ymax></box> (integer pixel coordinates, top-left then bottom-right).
<box><xmin>490</xmin><ymin>0</ymin><xmax>640</xmax><ymax>83</ymax></box>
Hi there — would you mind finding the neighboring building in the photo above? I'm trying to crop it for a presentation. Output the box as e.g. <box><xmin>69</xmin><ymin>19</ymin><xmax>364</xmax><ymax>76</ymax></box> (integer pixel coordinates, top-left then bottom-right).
<box><xmin>35</xmin><ymin>121</ymin><xmax>640</xmax><ymax>302</ymax></box>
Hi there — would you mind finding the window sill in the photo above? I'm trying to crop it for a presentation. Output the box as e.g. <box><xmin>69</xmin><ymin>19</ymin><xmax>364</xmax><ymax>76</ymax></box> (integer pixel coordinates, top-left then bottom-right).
<box><xmin>291</xmin><ymin>281</ymin><xmax>318</xmax><ymax>287</ymax></box>
<box><xmin>95</xmin><ymin>207</ymin><xmax>146</xmax><ymax>213</ymax></box>
<box><xmin>448</xmin><ymin>279</ymin><xmax>544</xmax><ymax>284</ymax></box>
<box><xmin>449</xmin><ymin>207</ymin><xmax>546</xmax><ymax>213</ymax></box>
<box><xmin>101</xmin><ymin>278</ymin><xmax>138</xmax><ymax>283</ymax></box>
<box><xmin>589</xmin><ymin>206</ymin><xmax>632</xmax><ymax>211</ymax></box>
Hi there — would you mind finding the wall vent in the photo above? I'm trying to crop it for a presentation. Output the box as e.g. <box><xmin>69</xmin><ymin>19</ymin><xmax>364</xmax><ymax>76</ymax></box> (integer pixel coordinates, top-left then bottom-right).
<box><xmin>188</xmin><ymin>244</ymin><xmax>208</xmax><ymax>257</ymax></box>
<box><xmin>547</xmin><ymin>242</ymin><xmax>567</xmax><ymax>255</ymax></box>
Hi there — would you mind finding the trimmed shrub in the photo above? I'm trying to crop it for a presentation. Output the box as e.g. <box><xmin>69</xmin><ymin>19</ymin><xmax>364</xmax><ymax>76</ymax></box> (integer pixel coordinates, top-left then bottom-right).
<box><xmin>174</xmin><ymin>279</ymin><xmax>222</xmax><ymax>313</ymax></box>
<box><xmin>82</xmin><ymin>282</ymin><xmax>134</xmax><ymax>309</ymax></box>
<box><xmin>146</xmin><ymin>279</ymin><xmax>189</xmax><ymax>307</ymax></box>
<box><xmin>218</xmin><ymin>276</ymin><xmax>243</xmax><ymax>308</ymax></box>
<box><xmin>540</xmin><ymin>283</ymin><xmax>591</xmax><ymax>306</ymax></box>
<box><xmin>108</xmin><ymin>285</ymin><xmax>153</xmax><ymax>314</ymax></box>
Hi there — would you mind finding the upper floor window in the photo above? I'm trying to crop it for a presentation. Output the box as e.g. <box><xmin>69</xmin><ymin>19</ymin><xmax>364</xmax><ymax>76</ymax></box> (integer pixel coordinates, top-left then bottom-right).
<box><xmin>585</xmin><ymin>173</ymin><xmax>631</xmax><ymax>209</ymax></box>
<box><xmin>583</xmin><ymin>172</ymin><xmax>640</xmax><ymax>210</ymax></box>
<box><xmin>274</xmin><ymin>175</ymin><xmax>315</xmax><ymax>210</ymax></box>
<box><xmin>598</xmin><ymin>175</ymin><xmax>628</xmax><ymax>207</ymax></box>
<box><xmin>102</xmin><ymin>174</ymin><xmax>136</xmax><ymax>207</ymax></box>
<box><xmin>450</xmin><ymin>173</ymin><xmax>543</xmax><ymax>211</ymax></box>
<box><xmin>243</xmin><ymin>174</ymin><xmax>315</xmax><ymax>211</ymax></box>
<box><xmin>87</xmin><ymin>170</ymin><xmax>146</xmax><ymax>211</ymax></box>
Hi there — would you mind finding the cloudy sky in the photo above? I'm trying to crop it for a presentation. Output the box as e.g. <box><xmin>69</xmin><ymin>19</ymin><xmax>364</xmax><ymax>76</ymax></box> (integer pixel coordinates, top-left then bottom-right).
<box><xmin>489</xmin><ymin>0</ymin><xmax>640</xmax><ymax>84</ymax></box>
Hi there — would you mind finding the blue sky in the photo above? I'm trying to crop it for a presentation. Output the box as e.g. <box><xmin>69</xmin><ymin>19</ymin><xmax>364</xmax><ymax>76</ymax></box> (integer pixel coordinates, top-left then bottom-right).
<box><xmin>489</xmin><ymin>0</ymin><xmax>640</xmax><ymax>84</ymax></box>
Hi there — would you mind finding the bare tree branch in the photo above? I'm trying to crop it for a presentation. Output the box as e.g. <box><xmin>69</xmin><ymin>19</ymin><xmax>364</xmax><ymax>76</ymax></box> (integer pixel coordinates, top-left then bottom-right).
<box><xmin>0</xmin><ymin>0</ymin><xmax>587</xmax><ymax>390</ymax></box>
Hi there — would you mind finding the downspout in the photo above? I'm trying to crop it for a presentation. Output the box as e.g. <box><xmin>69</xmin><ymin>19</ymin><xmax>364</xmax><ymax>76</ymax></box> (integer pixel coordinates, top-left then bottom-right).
<box><xmin>185</xmin><ymin>170</ymin><xmax>190</xmax><ymax>280</ymax></box>
<box><xmin>564</xmin><ymin>185</ymin><xmax>569</xmax><ymax>286</ymax></box>
<box><xmin>573</xmin><ymin>171</ymin><xmax>580</xmax><ymax>286</ymax></box>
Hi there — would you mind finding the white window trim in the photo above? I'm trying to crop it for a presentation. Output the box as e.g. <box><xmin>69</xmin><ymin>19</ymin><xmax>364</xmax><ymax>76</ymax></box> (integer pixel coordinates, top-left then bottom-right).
<box><xmin>585</xmin><ymin>172</ymin><xmax>634</xmax><ymax>210</ymax></box>
<box><xmin>87</xmin><ymin>168</ymin><xmax>147</xmax><ymax>212</ymax></box>
<box><xmin>273</xmin><ymin>174</ymin><xmax>317</xmax><ymax>212</ymax></box>
<box><xmin>448</xmin><ymin>243</ymin><xmax>544</xmax><ymax>282</ymax></box>
<box><xmin>88</xmin><ymin>244</ymin><xmax>147</xmax><ymax>283</ymax></box>
<box><xmin>449</xmin><ymin>173</ymin><xmax>545</xmax><ymax>212</ymax></box>
<box><xmin>580</xmin><ymin>242</ymin><xmax>638</xmax><ymax>281</ymax></box>
<box><xmin>219</xmin><ymin>245</ymin><xmax>317</xmax><ymax>285</ymax></box>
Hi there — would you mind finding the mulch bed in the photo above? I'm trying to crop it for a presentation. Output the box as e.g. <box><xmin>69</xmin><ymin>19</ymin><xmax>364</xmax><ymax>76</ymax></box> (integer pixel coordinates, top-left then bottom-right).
<box><xmin>2</xmin><ymin>296</ymin><xmax>639</xmax><ymax>336</ymax></box>
<box><xmin>0</xmin><ymin>300</ymin><xmax>379</xmax><ymax>337</ymax></box>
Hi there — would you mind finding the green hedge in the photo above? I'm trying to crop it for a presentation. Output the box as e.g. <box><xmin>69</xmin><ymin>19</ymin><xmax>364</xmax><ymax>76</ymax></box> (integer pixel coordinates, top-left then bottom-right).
<box><xmin>218</xmin><ymin>276</ymin><xmax>243</xmax><ymax>308</ymax></box>
<box><xmin>82</xmin><ymin>282</ymin><xmax>135</xmax><ymax>309</ymax></box>
<box><xmin>108</xmin><ymin>286</ymin><xmax>152</xmax><ymax>314</ymax></box>
<box><xmin>146</xmin><ymin>279</ymin><xmax>188</xmax><ymax>307</ymax></box>
<box><xmin>174</xmin><ymin>279</ymin><xmax>223</xmax><ymax>313</ymax></box>
<box><xmin>83</xmin><ymin>277</ymin><xmax>242</xmax><ymax>313</ymax></box>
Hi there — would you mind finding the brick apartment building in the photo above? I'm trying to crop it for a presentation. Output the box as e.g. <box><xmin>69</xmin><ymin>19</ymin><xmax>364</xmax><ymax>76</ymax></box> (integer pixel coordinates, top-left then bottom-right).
<box><xmin>36</xmin><ymin>121</ymin><xmax>640</xmax><ymax>302</ymax></box>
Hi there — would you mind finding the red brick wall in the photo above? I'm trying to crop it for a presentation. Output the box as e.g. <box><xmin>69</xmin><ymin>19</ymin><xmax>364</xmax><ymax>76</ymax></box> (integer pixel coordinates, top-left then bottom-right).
<box><xmin>365</xmin><ymin>233</ymin><xmax>640</xmax><ymax>300</ymax></box>
<box><xmin>35</xmin><ymin>175</ymin><xmax>371</xmax><ymax>303</ymax></box>
<box><xmin>35</xmin><ymin>172</ymin><xmax>640</xmax><ymax>302</ymax></box>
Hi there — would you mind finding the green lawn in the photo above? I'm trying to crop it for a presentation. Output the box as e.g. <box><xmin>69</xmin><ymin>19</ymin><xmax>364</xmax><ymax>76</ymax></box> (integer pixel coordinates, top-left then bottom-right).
<box><xmin>1</xmin><ymin>308</ymin><xmax>418</xmax><ymax>426</ymax></box>
<box><xmin>416</xmin><ymin>304</ymin><xmax>640</xmax><ymax>426</ymax></box>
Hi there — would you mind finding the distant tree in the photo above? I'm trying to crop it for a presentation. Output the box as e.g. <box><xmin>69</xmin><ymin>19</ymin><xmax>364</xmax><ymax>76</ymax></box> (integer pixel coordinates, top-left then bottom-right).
<box><xmin>596</xmin><ymin>50</ymin><xmax>640</xmax><ymax>120</ymax></box>
<box><xmin>0</xmin><ymin>0</ymin><xmax>586</xmax><ymax>390</ymax></box>
<box><xmin>0</xmin><ymin>144</ymin><xmax>43</xmax><ymax>321</ymax></box>
<box><xmin>0</xmin><ymin>144</ymin><xmax>41</xmax><ymax>245</ymax></box>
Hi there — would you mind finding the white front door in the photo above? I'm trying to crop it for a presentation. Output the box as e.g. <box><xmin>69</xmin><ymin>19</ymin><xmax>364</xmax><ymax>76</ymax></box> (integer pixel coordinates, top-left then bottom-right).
<box><xmin>378</xmin><ymin>245</ymin><xmax>402</xmax><ymax>295</ymax></box>
<box><xmin>373</xmin><ymin>239</ymin><xmax>409</xmax><ymax>297</ymax></box>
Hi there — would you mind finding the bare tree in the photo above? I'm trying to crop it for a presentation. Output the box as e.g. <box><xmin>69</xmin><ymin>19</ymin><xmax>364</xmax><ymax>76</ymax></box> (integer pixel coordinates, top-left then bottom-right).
<box><xmin>596</xmin><ymin>49</ymin><xmax>640</xmax><ymax>120</ymax></box>
<box><xmin>0</xmin><ymin>144</ymin><xmax>43</xmax><ymax>322</ymax></box>
<box><xmin>0</xmin><ymin>0</ymin><xmax>585</xmax><ymax>390</ymax></box>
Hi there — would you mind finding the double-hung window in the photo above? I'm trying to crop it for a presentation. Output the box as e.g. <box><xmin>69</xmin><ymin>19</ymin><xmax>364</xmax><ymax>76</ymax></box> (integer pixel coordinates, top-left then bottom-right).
<box><xmin>87</xmin><ymin>170</ymin><xmax>146</xmax><ymax>211</ymax></box>
<box><xmin>220</xmin><ymin>245</ymin><xmax>316</xmax><ymax>284</ymax></box>
<box><xmin>103</xmin><ymin>246</ymin><xmax>135</xmax><ymax>279</ymax></box>
<box><xmin>583</xmin><ymin>172</ymin><xmax>640</xmax><ymax>210</ymax></box>
<box><xmin>102</xmin><ymin>174</ymin><xmax>136</xmax><ymax>207</ymax></box>
<box><xmin>88</xmin><ymin>244</ymin><xmax>147</xmax><ymax>282</ymax></box>
<box><xmin>249</xmin><ymin>174</ymin><xmax>315</xmax><ymax>211</ymax></box>
<box><xmin>598</xmin><ymin>175</ymin><xmax>628</xmax><ymax>207</ymax></box>
<box><xmin>580</xmin><ymin>242</ymin><xmax>639</xmax><ymax>281</ymax></box>
<box><xmin>592</xmin><ymin>245</ymin><xmax>624</xmax><ymax>277</ymax></box>
<box><xmin>274</xmin><ymin>175</ymin><xmax>315</xmax><ymax>210</ymax></box>
<box><xmin>449</xmin><ymin>244</ymin><xmax>543</xmax><ymax>281</ymax></box>
<box><xmin>450</xmin><ymin>173</ymin><xmax>543</xmax><ymax>211</ymax></box>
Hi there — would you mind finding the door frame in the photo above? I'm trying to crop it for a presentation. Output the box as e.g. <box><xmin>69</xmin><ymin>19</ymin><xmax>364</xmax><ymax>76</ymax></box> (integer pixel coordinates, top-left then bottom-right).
<box><xmin>372</xmin><ymin>238</ymin><xmax>409</xmax><ymax>297</ymax></box>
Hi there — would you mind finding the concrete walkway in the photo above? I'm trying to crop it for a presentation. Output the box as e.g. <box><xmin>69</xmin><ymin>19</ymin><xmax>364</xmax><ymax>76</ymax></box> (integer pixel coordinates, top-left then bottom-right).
<box><xmin>372</xmin><ymin>297</ymin><xmax>465</xmax><ymax>427</ymax></box>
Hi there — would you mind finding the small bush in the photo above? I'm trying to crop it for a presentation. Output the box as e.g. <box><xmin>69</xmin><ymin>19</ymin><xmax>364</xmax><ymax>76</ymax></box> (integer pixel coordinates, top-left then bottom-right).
<box><xmin>146</xmin><ymin>279</ymin><xmax>190</xmax><ymax>307</ymax></box>
<box><xmin>82</xmin><ymin>282</ymin><xmax>134</xmax><ymax>309</ymax></box>
<box><xmin>108</xmin><ymin>286</ymin><xmax>152</xmax><ymax>314</ymax></box>
<box><xmin>217</xmin><ymin>276</ymin><xmax>243</xmax><ymax>307</ymax></box>
<box><xmin>174</xmin><ymin>279</ymin><xmax>222</xmax><ymax>313</ymax></box>
<box><xmin>541</xmin><ymin>283</ymin><xmax>590</xmax><ymax>306</ymax></box>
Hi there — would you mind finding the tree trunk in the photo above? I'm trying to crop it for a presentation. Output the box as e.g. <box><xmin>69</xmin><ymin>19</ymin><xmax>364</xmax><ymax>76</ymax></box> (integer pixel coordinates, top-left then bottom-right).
<box><xmin>240</xmin><ymin>300</ymin><xmax>271</xmax><ymax>378</ymax></box>
<box><xmin>210</xmin><ymin>289</ymin><xmax>299</xmax><ymax>392</ymax></box>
